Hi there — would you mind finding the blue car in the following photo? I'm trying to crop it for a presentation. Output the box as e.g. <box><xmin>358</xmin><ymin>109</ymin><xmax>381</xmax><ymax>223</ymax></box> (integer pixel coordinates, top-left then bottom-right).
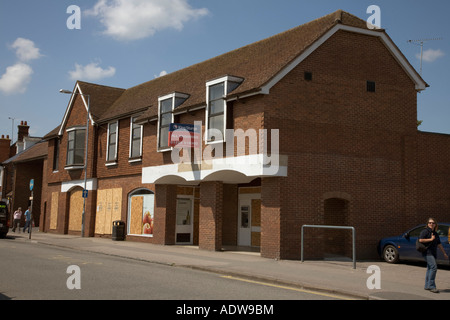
<box><xmin>378</xmin><ymin>223</ymin><xmax>450</xmax><ymax>265</ymax></box>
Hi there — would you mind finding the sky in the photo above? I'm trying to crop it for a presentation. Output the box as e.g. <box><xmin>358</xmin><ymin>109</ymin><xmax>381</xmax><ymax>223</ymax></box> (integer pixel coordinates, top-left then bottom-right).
<box><xmin>0</xmin><ymin>0</ymin><xmax>449</xmax><ymax>141</ymax></box>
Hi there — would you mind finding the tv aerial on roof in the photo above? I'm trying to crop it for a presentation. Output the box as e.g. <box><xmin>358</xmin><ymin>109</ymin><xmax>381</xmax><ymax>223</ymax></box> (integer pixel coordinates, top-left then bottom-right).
<box><xmin>407</xmin><ymin>37</ymin><xmax>443</xmax><ymax>75</ymax></box>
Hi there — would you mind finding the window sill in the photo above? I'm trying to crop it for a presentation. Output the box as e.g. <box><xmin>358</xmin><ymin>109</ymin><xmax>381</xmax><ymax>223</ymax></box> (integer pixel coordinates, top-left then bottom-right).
<box><xmin>64</xmin><ymin>165</ymin><xmax>84</xmax><ymax>171</ymax></box>
<box><xmin>205</xmin><ymin>139</ymin><xmax>224</xmax><ymax>145</ymax></box>
<box><xmin>105</xmin><ymin>161</ymin><xmax>118</xmax><ymax>167</ymax></box>
<box><xmin>157</xmin><ymin>147</ymin><xmax>173</xmax><ymax>153</ymax></box>
<box><xmin>128</xmin><ymin>157</ymin><xmax>142</xmax><ymax>163</ymax></box>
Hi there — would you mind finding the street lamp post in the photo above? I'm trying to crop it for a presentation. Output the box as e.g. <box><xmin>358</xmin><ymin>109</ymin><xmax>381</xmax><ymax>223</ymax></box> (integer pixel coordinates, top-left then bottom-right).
<box><xmin>60</xmin><ymin>89</ymin><xmax>90</xmax><ymax>237</ymax></box>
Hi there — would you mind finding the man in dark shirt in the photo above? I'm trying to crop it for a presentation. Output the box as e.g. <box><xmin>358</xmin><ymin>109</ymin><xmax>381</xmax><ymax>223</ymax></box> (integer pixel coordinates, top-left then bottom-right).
<box><xmin>419</xmin><ymin>218</ymin><xmax>449</xmax><ymax>293</ymax></box>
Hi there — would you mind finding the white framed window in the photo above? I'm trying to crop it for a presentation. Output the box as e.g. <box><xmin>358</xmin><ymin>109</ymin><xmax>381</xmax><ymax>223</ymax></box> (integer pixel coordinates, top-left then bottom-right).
<box><xmin>129</xmin><ymin>117</ymin><xmax>143</xmax><ymax>160</ymax></box>
<box><xmin>66</xmin><ymin>127</ymin><xmax>86</xmax><ymax>168</ymax></box>
<box><xmin>106</xmin><ymin>121</ymin><xmax>118</xmax><ymax>162</ymax></box>
<box><xmin>157</xmin><ymin>92</ymin><xmax>189</xmax><ymax>151</ymax></box>
<box><xmin>205</xmin><ymin>76</ymin><xmax>243</xmax><ymax>143</ymax></box>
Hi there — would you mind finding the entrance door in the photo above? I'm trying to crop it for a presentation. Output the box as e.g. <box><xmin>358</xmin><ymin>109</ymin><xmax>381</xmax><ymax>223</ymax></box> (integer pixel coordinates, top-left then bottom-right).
<box><xmin>238</xmin><ymin>194</ymin><xmax>261</xmax><ymax>247</ymax></box>
<box><xmin>176</xmin><ymin>198</ymin><xmax>193</xmax><ymax>244</ymax></box>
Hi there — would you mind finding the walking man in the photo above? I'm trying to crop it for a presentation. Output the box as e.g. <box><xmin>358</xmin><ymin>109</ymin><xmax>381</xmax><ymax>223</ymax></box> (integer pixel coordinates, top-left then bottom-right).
<box><xmin>23</xmin><ymin>207</ymin><xmax>32</xmax><ymax>233</ymax></box>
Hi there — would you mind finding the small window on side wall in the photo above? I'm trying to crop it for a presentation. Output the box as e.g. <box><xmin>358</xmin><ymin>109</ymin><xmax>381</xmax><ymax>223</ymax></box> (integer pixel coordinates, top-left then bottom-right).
<box><xmin>304</xmin><ymin>72</ymin><xmax>313</xmax><ymax>81</ymax></box>
<box><xmin>367</xmin><ymin>81</ymin><xmax>376</xmax><ymax>92</ymax></box>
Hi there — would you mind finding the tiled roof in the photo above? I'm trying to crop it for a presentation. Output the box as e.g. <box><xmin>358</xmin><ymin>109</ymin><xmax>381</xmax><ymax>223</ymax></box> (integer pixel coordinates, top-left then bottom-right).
<box><xmin>75</xmin><ymin>81</ymin><xmax>126</xmax><ymax>122</ymax></box>
<box><xmin>112</xmin><ymin>10</ymin><xmax>372</xmax><ymax>123</ymax></box>
<box><xmin>54</xmin><ymin>10</ymin><xmax>424</xmax><ymax>127</ymax></box>
<box><xmin>2</xmin><ymin>140</ymin><xmax>47</xmax><ymax>165</ymax></box>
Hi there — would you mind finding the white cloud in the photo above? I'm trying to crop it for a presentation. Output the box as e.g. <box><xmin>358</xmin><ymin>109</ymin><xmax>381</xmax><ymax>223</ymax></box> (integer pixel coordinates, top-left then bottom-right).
<box><xmin>417</xmin><ymin>48</ymin><xmax>445</xmax><ymax>62</ymax></box>
<box><xmin>11</xmin><ymin>38</ymin><xmax>42</xmax><ymax>62</ymax></box>
<box><xmin>69</xmin><ymin>62</ymin><xmax>116</xmax><ymax>81</ymax></box>
<box><xmin>154</xmin><ymin>70</ymin><xmax>168</xmax><ymax>78</ymax></box>
<box><xmin>86</xmin><ymin>0</ymin><xmax>209</xmax><ymax>41</ymax></box>
<box><xmin>0</xmin><ymin>38</ymin><xmax>42</xmax><ymax>95</ymax></box>
<box><xmin>0</xmin><ymin>63</ymin><xmax>33</xmax><ymax>95</ymax></box>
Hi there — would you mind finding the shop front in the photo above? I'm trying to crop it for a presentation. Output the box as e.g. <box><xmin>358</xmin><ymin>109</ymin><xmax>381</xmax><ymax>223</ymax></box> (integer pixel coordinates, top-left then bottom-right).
<box><xmin>141</xmin><ymin>155</ymin><xmax>287</xmax><ymax>252</ymax></box>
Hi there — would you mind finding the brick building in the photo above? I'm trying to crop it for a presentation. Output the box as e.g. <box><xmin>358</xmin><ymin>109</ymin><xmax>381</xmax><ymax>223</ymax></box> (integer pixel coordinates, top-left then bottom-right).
<box><xmin>40</xmin><ymin>10</ymin><xmax>450</xmax><ymax>260</ymax></box>
<box><xmin>1</xmin><ymin>121</ymin><xmax>47</xmax><ymax>226</ymax></box>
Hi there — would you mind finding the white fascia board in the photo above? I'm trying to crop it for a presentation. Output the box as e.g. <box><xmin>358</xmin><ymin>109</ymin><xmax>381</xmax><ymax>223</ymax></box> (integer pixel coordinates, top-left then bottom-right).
<box><xmin>58</xmin><ymin>83</ymin><xmax>95</xmax><ymax>136</ymax></box>
<box><xmin>61</xmin><ymin>178</ymin><xmax>97</xmax><ymax>192</ymax></box>
<box><xmin>206</xmin><ymin>75</ymin><xmax>244</xmax><ymax>87</ymax></box>
<box><xmin>141</xmin><ymin>154</ymin><xmax>288</xmax><ymax>184</ymax></box>
<box><xmin>260</xmin><ymin>24</ymin><xmax>427</xmax><ymax>94</ymax></box>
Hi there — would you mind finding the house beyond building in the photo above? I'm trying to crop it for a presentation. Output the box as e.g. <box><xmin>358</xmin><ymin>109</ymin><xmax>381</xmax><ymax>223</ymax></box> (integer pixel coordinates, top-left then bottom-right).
<box><xmin>39</xmin><ymin>10</ymin><xmax>450</xmax><ymax>260</ymax></box>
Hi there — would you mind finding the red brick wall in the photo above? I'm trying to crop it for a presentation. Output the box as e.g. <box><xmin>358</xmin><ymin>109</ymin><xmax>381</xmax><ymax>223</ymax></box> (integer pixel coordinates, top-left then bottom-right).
<box><xmin>48</xmin><ymin>94</ymin><xmax>95</xmax><ymax>184</ymax></box>
<box><xmin>417</xmin><ymin>132</ymin><xmax>450</xmax><ymax>223</ymax></box>
<box><xmin>95</xmin><ymin>118</ymin><xmax>143</xmax><ymax>178</ymax></box>
<box><xmin>260</xmin><ymin>30</ymin><xmax>419</xmax><ymax>260</ymax></box>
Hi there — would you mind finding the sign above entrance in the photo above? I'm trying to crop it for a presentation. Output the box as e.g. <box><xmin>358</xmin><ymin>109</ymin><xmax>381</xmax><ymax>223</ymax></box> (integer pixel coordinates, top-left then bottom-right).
<box><xmin>169</xmin><ymin>123</ymin><xmax>201</xmax><ymax>148</ymax></box>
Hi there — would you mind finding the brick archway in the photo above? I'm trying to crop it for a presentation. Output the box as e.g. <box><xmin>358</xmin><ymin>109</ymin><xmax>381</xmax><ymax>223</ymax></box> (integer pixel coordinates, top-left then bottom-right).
<box><xmin>323</xmin><ymin>197</ymin><xmax>350</xmax><ymax>257</ymax></box>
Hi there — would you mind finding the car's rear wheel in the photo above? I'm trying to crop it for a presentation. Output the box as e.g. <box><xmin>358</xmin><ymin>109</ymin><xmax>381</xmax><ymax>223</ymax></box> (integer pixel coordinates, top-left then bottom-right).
<box><xmin>383</xmin><ymin>245</ymin><xmax>399</xmax><ymax>263</ymax></box>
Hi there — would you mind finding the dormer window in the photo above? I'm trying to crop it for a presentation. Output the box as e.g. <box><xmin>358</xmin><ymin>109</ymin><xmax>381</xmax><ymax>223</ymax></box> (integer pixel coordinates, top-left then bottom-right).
<box><xmin>206</xmin><ymin>76</ymin><xmax>243</xmax><ymax>143</ymax></box>
<box><xmin>157</xmin><ymin>92</ymin><xmax>189</xmax><ymax>151</ymax></box>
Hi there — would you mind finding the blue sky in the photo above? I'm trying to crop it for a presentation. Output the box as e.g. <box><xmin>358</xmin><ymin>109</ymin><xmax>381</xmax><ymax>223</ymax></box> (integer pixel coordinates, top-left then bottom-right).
<box><xmin>0</xmin><ymin>0</ymin><xmax>449</xmax><ymax>140</ymax></box>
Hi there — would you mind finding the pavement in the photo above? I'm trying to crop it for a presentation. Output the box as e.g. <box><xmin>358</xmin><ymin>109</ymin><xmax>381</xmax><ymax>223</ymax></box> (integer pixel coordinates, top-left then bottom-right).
<box><xmin>6</xmin><ymin>228</ymin><xmax>450</xmax><ymax>300</ymax></box>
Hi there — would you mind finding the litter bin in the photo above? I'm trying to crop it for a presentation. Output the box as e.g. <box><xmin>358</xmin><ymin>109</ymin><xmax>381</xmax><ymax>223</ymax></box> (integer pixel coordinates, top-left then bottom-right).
<box><xmin>112</xmin><ymin>220</ymin><xmax>125</xmax><ymax>241</ymax></box>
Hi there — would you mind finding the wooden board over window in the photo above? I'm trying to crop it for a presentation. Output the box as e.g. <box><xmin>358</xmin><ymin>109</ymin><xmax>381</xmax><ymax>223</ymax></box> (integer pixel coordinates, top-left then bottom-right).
<box><xmin>95</xmin><ymin>188</ymin><xmax>122</xmax><ymax>235</ymax></box>
<box><xmin>50</xmin><ymin>192</ymin><xmax>59</xmax><ymax>230</ymax></box>
<box><xmin>68</xmin><ymin>188</ymin><xmax>83</xmax><ymax>232</ymax></box>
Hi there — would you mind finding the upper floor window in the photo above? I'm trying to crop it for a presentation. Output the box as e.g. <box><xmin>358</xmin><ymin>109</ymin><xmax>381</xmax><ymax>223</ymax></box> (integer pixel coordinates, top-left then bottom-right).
<box><xmin>66</xmin><ymin>127</ymin><xmax>85</xmax><ymax>167</ymax></box>
<box><xmin>53</xmin><ymin>138</ymin><xmax>60</xmax><ymax>171</ymax></box>
<box><xmin>206</xmin><ymin>76</ymin><xmax>243</xmax><ymax>143</ymax></box>
<box><xmin>157</xmin><ymin>92</ymin><xmax>189</xmax><ymax>151</ymax></box>
<box><xmin>107</xmin><ymin>122</ymin><xmax>118</xmax><ymax>162</ymax></box>
<box><xmin>129</xmin><ymin>117</ymin><xmax>143</xmax><ymax>160</ymax></box>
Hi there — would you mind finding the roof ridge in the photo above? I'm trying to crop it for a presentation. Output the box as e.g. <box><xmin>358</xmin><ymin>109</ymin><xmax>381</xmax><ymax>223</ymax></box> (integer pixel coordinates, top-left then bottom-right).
<box><xmin>77</xmin><ymin>80</ymin><xmax>125</xmax><ymax>92</ymax></box>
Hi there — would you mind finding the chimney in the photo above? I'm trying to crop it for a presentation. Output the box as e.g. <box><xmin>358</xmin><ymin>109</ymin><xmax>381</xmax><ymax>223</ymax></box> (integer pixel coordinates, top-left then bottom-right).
<box><xmin>17</xmin><ymin>120</ymin><xmax>29</xmax><ymax>142</ymax></box>
<box><xmin>0</xmin><ymin>134</ymin><xmax>11</xmax><ymax>162</ymax></box>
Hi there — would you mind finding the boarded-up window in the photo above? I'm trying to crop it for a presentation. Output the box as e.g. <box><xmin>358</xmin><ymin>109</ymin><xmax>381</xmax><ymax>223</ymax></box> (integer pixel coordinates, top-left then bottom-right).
<box><xmin>95</xmin><ymin>188</ymin><xmax>122</xmax><ymax>235</ymax></box>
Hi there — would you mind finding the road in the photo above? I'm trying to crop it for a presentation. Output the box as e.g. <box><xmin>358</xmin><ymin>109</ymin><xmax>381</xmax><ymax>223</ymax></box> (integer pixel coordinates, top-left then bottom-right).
<box><xmin>0</xmin><ymin>238</ymin><xmax>352</xmax><ymax>301</ymax></box>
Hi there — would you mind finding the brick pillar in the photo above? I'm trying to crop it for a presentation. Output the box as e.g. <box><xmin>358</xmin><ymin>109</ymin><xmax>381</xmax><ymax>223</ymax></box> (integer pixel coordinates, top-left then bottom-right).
<box><xmin>260</xmin><ymin>177</ymin><xmax>281</xmax><ymax>260</ymax></box>
<box><xmin>154</xmin><ymin>184</ymin><xmax>177</xmax><ymax>245</ymax></box>
<box><xmin>199</xmin><ymin>181</ymin><xmax>223</xmax><ymax>251</ymax></box>
<box><xmin>84</xmin><ymin>190</ymin><xmax>97</xmax><ymax>237</ymax></box>
<box><xmin>58</xmin><ymin>192</ymin><xmax>69</xmax><ymax>234</ymax></box>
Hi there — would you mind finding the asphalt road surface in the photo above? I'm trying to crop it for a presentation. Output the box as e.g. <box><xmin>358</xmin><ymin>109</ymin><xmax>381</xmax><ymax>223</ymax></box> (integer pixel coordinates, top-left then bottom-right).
<box><xmin>0</xmin><ymin>238</ymin><xmax>352</xmax><ymax>301</ymax></box>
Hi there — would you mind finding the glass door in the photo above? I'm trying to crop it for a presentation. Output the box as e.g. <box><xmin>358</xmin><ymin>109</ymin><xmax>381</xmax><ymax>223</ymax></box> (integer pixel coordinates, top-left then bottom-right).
<box><xmin>176</xmin><ymin>198</ymin><xmax>193</xmax><ymax>244</ymax></box>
